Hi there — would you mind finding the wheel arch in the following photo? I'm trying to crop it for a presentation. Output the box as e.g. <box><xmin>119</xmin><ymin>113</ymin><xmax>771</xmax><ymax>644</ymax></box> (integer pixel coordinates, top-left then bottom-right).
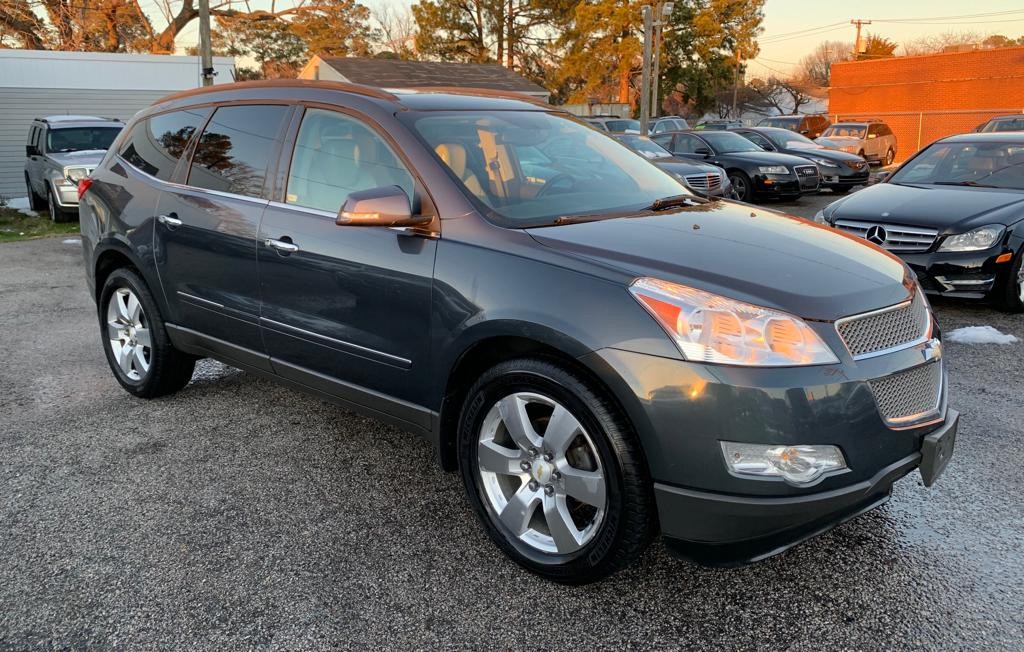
<box><xmin>92</xmin><ymin>240</ymin><xmax>168</xmax><ymax>316</ymax></box>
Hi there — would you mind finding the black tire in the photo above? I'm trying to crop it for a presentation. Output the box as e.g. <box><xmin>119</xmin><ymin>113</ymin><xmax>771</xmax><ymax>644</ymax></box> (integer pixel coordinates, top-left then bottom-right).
<box><xmin>992</xmin><ymin>248</ymin><xmax>1024</xmax><ymax>313</ymax></box>
<box><xmin>98</xmin><ymin>267</ymin><xmax>196</xmax><ymax>398</ymax></box>
<box><xmin>25</xmin><ymin>174</ymin><xmax>45</xmax><ymax>211</ymax></box>
<box><xmin>47</xmin><ymin>186</ymin><xmax>73</xmax><ymax>223</ymax></box>
<box><xmin>728</xmin><ymin>170</ymin><xmax>753</xmax><ymax>202</ymax></box>
<box><xmin>458</xmin><ymin>358</ymin><xmax>656</xmax><ymax>584</ymax></box>
<box><xmin>884</xmin><ymin>148</ymin><xmax>895</xmax><ymax>166</ymax></box>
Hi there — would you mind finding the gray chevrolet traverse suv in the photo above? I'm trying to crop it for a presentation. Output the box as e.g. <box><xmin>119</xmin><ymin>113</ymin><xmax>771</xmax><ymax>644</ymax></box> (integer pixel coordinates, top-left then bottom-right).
<box><xmin>78</xmin><ymin>80</ymin><xmax>958</xmax><ymax>584</ymax></box>
<box><xmin>25</xmin><ymin>115</ymin><xmax>123</xmax><ymax>222</ymax></box>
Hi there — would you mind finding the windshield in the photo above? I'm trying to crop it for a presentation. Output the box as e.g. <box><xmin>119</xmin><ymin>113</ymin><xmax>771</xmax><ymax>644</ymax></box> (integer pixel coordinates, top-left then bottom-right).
<box><xmin>766</xmin><ymin>129</ymin><xmax>821</xmax><ymax>150</ymax></box>
<box><xmin>606</xmin><ymin>119</ymin><xmax>641</xmax><ymax>133</ymax></box>
<box><xmin>46</xmin><ymin>126</ymin><xmax>121</xmax><ymax>153</ymax></box>
<box><xmin>889</xmin><ymin>141</ymin><xmax>1024</xmax><ymax>190</ymax></box>
<box><xmin>403</xmin><ymin>110</ymin><xmax>687</xmax><ymax>226</ymax></box>
<box><xmin>760</xmin><ymin>117</ymin><xmax>799</xmax><ymax>130</ymax></box>
<box><xmin>617</xmin><ymin>135</ymin><xmax>671</xmax><ymax>159</ymax></box>
<box><xmin>981</xmin><ymin>118</ymin><xmax>1024</xmax><ymax>133</ymax></box>
<box><xmin>822</xmin><ymin>125</ymin><xmax>865</xmax><ymax>139</ymax></box>
<box><xmin>697</xmin><ymin>131</ymin><xmax>762</xmax><ymax>153</ymax></box>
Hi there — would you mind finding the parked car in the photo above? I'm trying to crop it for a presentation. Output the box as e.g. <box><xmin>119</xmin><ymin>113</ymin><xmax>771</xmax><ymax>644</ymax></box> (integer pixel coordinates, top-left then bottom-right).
<box><xmin>80</xmin><ymin>80</ymin><xmax>957</xmax><ymax>584</ymax></box>
<box><xmin>817</xmin><ymin>120</ymin><xmax>897</xmax><ymax>166</ymax></box>
<box><xmin>612</xmin><ymin>134</ymin><xmax>735</xmax><ymax>198</ymax></box>
<box><xmin>24</xmin><ymin>115</ymin><xmax>124</xmax><ymax>222</ymax></box>
<box><xmin>648</xmin><ymin>116</ymin><xmax>690</xmax><ymax>135</ymax></box>
<box><xmin>975</xmin><ymin>115</ymin><xmax>1024</xmax><ymax>133</ymax></box>
<box><xmin>733</xmin><ymin>127</ymin><xmax>870</xmax><ymax>193</ymax></box>
<box><xmin>815</xmin><ymin>132</ymin><xmax>1024</xmax><ymax>311</ymax></box>
<box><xmin>757</xmin><ymin>114</ymin><xmax>831</xmax><ymax>139</ymax></box>
<box><xmin>694</xmin><ymin>119</ymin><xmax>743</xmax><ymax>131</ymax></box>
<box><xmin>653</xmin><ymin>129</ymin><xmax>821</xmax><ymax>201</ymax></box>
<box><xmin>583</xmin><ymin>116</ymin><xmax>641</xmax><ymax>133</ymax></box>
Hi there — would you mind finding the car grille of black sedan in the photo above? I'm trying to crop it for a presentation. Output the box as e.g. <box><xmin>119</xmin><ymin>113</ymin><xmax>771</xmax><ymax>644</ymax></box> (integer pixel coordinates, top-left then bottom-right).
<box><xmin>835</xmin><ymin>290</ymin><xmax>931</xmax><ymax>359</ymax></box>
<box><xmin>867</xmin><ymin>361</ymin><xmax>943</xmax><ymax>428</ymax></box>
<box><xmin>794</xmin><ymin>165</ymin><xmax>820</xmax><ymax>190</ymax></box>
<box><xmin>834</xmin><ymin>219</ymin><xmax>938</xmax><ymax>253</ymax></box>
<box><xmin>684</xmin><ymin>172</ymin><xmax>722</xmax><ymax>191</ymax></box>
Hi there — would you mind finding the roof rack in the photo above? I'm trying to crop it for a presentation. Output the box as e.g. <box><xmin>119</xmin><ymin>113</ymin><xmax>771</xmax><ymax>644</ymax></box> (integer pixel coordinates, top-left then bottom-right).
<box><xmin>400</xmin><ymin>86</ymin><xmax>551</xmax><ymax>108</ymax></box>
<box><xmin>157</xmin><ymin>78</ymin><xmax>398</xmax><ymax>105</ymax></box>
<box><xmin>36</xmin><ymin>115</ymin><xmax>118</xmax><ymax>123</ymax></box>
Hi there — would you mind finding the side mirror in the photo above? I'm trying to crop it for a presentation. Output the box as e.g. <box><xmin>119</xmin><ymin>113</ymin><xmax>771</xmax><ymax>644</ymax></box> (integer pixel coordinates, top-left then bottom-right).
<box><xmin>336</xmin><ymin>186</ymin><xmax>428</xmax><ymax>227</ymax></box>
<box><xmin>874</xmin><ymin>171</ymin><xmax>891</xmax><ymax>184</ymax></box>
<box><xmin>694</xmin><ymin>147</ymin><xmax>712</xmax><ymax>157</ymax></box>
<box><xmin>26</xmin><ymin>145</ymin><xmax>38</xmax><ymax>156</ymax></box>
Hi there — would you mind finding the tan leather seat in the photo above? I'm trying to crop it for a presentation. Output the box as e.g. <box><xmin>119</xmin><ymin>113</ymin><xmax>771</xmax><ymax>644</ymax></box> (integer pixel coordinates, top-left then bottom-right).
<box><xmin>435</xmin><ymin>143</ymin><xmax>487</xmax><ymax>200</ymax></box>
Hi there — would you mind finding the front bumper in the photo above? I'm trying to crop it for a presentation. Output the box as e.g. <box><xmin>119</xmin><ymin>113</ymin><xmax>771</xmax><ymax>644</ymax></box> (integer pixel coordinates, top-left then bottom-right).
<box><xmin>903</xmin><ymin>247</ymin><xmax>1015</xmax><ymax>299</ymax></box>
<box><xmin>753</xmin><ymin>174</ymin><xmax>802</xmax><ymax>197</ymax></box>
<box><xmin>50</xmin><ymin>179</ymin><xmax>80</xmax><ymax>209</ymax></box>
<box><xmin>821</xmin><ymin>168</ymin><xmax>870</xmax><ymax>188</ymax></box>
<box><xmin>581</xmin><ymin>342</ymin><xmax>954</xmax><ymax>566</ymax></box>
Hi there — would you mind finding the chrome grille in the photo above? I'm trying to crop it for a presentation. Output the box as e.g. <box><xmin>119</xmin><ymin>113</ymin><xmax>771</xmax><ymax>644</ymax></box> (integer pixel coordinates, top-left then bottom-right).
<box><xmin>836</xmin><ymin>290</ymin><xmax>930</xmax><ymax>359</ymax></box>
<box><xmin>835</xmin><ymin>219</ymin><xmax>938</xmax><ymax>252</ymax></box>
<box><xmin>684</xmin><ymin>172</ymin><xmax>722</xmax><ymax>190</ymax></box>
<box><xmin>868</xmin><ymin>362</ymin><xmax>943</xmax><ymax>427</ymax></box>
<box><xmin>795</xmin><ymin>165</ymin><xmax>820</xmax><ymax>190</ymax></box>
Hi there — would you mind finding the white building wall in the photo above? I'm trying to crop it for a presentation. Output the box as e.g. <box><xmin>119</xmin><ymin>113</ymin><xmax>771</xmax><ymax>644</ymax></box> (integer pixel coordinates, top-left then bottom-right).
<box><xmin>0</xmin><ymin>50</ymin><xmax>234</xmax><ymax>198</ymax></box>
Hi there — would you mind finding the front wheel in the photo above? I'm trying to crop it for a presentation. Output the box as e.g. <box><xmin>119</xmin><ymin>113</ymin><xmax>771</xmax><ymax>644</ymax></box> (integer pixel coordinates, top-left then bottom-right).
<box><xmin>883</xmin><ymin>148</ymin><xmax>895</xmax><ymax>166</ymax></box>
<box><xmin>728</xmin><ymin>171</ymin><xmax>753</xmax><ymax>202</ymax></box>
<box><xmin>458</xmin><ymin>358</ymin><xmax>655</xmax><ymax>584</ymax></box>
<box><xmin>47</xmin><ymin>187</ymin><xmax>73</xmax><ymax>223</ymax></box>
<box><xmin>99</xmin><ymin>267</ymin><xmax>196</xmax><ymax>397</ymax></box>
<box><xmin>993</xmin><ymin>249</ymin><xmax>1024</xmax><ymax>313</ymax></box>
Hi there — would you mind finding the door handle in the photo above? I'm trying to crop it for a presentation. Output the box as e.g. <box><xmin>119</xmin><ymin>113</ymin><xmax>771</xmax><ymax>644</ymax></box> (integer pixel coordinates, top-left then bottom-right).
<box><xmin>265</xmin><ymin>237</ymin><xmax>300</xmax><ymax>254</ymax></box>
<box><xmin>158</xmin><ymin>213</ymin><xmax>182</xmax><ymax>227</ymax></box>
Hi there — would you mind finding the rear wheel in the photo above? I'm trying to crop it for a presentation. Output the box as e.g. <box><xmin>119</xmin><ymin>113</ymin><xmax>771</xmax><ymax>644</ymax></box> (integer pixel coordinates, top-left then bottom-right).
<box><xmin>99</xmin><ymin>267</ymin><xmax>196</xmax><ymax>397</ymax></box>
<box><xmin>728</xmin><ymin>171</ymin><xmax>752</xmax><ymax>202</ymax></box>
<box><xmin>458</xmin><ymin>358</ymin><xmax>655</xmax><ymax>584</ymax></box>
<box><xmin>993</xmin><ymin>248</ymin><xmax>1024</xmax><ymax>313</ymax></box>
<box><xmin>25</xmin><ymin>174</ymin><xmax>45</xmax><ymax>211</ymax></box>
<box><xmin>883</xmin><ymin>148</ymin><xmax>895</xmax><ymax>166</ymax></box>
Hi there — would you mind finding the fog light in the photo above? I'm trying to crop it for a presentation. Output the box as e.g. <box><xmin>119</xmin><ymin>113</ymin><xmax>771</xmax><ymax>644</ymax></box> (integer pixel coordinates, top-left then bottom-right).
<box><xmin>721</xmin><ymin>442</ymin><xmax>846</xmax><ymax>484</ymax></box>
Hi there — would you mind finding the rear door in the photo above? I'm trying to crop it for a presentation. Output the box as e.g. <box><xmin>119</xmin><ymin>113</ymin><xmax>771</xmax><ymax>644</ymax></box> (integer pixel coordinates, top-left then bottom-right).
<box><xmin>26</xmin><ymin>126</ymin><xmax>43</xmax><ymax>195</ymax></box>
<box><xmin>256</xmin><ymin>106</ymin><xmax>438</xmax><ymax>427</ymax></box>
<box><xmin>153</xmin><ymin>103</ymin><xmax>291</xmax><ymax>360</ymax></box>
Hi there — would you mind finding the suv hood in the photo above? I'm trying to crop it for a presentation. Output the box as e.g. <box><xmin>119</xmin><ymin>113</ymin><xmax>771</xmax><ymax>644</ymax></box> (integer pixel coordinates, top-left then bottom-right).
<box><xmin>528</xmin><ymin>202</ymin><xmax>910</xmax><ymax>321</ymax></box>
<box><xmin>828</xmin><ymin>182</ymin><xmax>1024</xmax><ymax>231</ymax></box>
<box><xmin>48</xmin><ymin>150</ymin><xmax>107</xmax><ymax>167</ymax></box>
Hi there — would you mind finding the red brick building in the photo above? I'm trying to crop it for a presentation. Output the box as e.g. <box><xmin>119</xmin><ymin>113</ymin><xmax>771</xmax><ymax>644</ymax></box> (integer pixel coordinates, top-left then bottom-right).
<box><xmin>829</xmin><ymin>46</ymin><xmax>1024</xmax><ymax>163</ymax></box>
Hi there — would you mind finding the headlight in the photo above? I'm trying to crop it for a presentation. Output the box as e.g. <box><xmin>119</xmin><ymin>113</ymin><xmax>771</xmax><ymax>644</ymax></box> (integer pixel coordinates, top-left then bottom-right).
<box><xmin>64</xmin><ymin>167</ymin><xmax>89</xmax><ymax>183</ymax></box>
<box><xmin>938</xmin><ymin>224</ymin><xmax>1004</xmax><ymax>252</ymax></box>
<box><xmin>809</xmin><ymin>157</ymin><xmax>838</xmax><ymax>168</ymax></box>
<box><xmin>841</xmin><ymin>146</ymin><xmax>857</xmax><ymax>153</ymax></box>
<box><xmin>629</xmin><ymin>277</ymin><xmax>838</xmax><ymax>366</ymax></box>
<box><xmin>721</xmin><ymin>441</ymin><xmax>847</xmax><ymax>485</ymax></box>
<box><xmin>758</xmin><ymin>165</ymin><xmax>789</xmax><ymax>174</ymax></box>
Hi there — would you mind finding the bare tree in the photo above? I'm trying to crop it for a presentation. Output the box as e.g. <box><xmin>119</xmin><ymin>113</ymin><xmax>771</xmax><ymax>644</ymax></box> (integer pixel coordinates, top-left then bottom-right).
<box><xmin>902</xmin><ymin>30</ymin><xmax>983</xmax><ymax>56</ymax></box>
<box><xmin>371</xmin><ymin>2</ymin><xmax>417</xmax><ymax>58</ymax></box>
<box><xmin>747</xmin><ymin>76</ymin><xmax>818</xmax><ymax>115</ymax></box>
<box><xmin>798</xmin><ymin>40</ymin><xmax>853</xmax><ymax>87</ymax></box>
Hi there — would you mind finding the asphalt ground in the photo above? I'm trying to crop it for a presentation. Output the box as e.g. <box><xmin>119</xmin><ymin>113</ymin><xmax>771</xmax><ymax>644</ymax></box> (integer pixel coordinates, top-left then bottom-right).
<box><xmin>1</xmin><ymin>216</ymin><xmax>1022</xmax><ymax>650</ymax></box>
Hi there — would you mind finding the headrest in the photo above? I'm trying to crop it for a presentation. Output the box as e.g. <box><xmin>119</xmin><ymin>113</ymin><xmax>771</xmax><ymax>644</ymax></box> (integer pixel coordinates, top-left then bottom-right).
<box><xmin>435</xmin><ymin>143</ymin><xmax>468</xmax><ymax>175</ymax></box>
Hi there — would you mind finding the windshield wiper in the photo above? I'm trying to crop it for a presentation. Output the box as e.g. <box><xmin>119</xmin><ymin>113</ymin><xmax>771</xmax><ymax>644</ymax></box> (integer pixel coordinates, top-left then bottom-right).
<box><xmin>549</xmin><ymin>195</ymin><xmax>709</xmax><ymax>226</ymax></box>
<box><xmin>646</xmin><ymin>194</ymin><xmax>710</xmax><ymax>211</ymax></box>
<box><xmin>932</xmin><ymin>181</ymin><xmax>999</xmax><ymax>188</ymax></box>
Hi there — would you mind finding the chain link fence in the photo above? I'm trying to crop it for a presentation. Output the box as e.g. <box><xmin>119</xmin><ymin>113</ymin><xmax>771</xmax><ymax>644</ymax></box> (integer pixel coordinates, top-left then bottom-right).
<box><xmin>831</xmin><ymin>109</ymin><xmax>1024</xmax><ymax>165</ymax></box>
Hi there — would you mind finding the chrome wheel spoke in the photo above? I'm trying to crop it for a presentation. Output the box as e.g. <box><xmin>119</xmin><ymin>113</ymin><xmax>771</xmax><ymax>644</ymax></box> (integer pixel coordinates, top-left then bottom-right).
<box><xmin>560</xmin><ymin>466</ymin><xmax>606</xmax><ymax>508</ymax></box>
<box><xmin>106</xmin><ymin>321</ymin><xmax>124</xmax><ymax>340</ymax></box>
<box><xmin>478</xmin><ymin>440</ymin><xmax>523</xmax><ymax>476</ymax></box>
<box><xmin>115</xmin><ymin>291</ymin><xmax>132</xmax><ymax>322</ymax></box>
<box><xmin>543</xmin><ymin>404</ymin><xmax>582</xmax><ymax>456</ymax></box>
<box><xmin>117</xmin><ymin>343</ymin><xmax>134</xmax><ymax>375</ymax></box>
<box><xmin>543</xmin><ymin>494</ymin><xmax>584</xmax><ymax>554</ymax></box>
<box><xmin>132</xmin><ymin>345</ymin><xmax>150</xmax><ymax>375</ymax></box>
<box><xmin>126</xmin><ymin>293</ymin><xmax>142</xmax><ymax>324</ymax></box>
<box><xmin>134</xmin><ymin>327</ymin><xmax>152</xmax><ymax>348</ymax></box>
<box><xmin>498</xmin><ymin>484</ymin><xmax>540</xmax><ymax>537</ymax></box>
<box><xmin>497</xmin><ymin>394</ymin><xmax>542</xmax><ymax>452</ymax></box>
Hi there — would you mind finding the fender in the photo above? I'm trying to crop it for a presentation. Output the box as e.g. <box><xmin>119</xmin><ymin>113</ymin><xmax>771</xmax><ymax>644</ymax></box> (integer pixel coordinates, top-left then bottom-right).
<box><xmin>91</xmin><ymin>234</ymin><xmax>169</xmax><ymax>317</ymax></box>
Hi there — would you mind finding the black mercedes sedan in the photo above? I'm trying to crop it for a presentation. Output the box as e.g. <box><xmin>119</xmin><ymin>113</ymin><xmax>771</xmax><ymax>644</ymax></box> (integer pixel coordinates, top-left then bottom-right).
<box><xmin>816</xmin><ymin>132</ymin><xmax>1024</xmax><ymax>311</ymax></box>
<box><xmin>653</xmin><ymin>130</ymin><xmax>820</xmax><ymax>201</ymax></box>
<box><xmin>78</xmin><ymin>80</ymin><xmax>957</xmax><ymax>584</ymax></box>
<box><xmin>733</xmin><ymin>127</ymin><xmax>870</xmax><ymax>193</ymax></box>
<box><xmin>612</xmin><ymin>134</ymin><xmax>735</xmax><ymax>198</ymax></box>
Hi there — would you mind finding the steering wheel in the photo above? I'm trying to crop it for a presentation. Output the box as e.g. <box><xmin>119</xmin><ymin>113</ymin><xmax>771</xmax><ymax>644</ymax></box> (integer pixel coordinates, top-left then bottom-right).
<box><xmin>536</xmin><ymin>173</ymin><xmax>577</xmax><ymax>198</ymax></box>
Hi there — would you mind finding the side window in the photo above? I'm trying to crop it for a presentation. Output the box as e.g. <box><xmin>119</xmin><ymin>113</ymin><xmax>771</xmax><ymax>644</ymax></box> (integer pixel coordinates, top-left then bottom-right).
<box><xmin>651</xmin><ymin>134</ymin><xmax>673</xmax><ymax>149</ymax></box>
<box><xmin>285</xmin><ymin>108</ymin><xmax>414</xmax><ymax>213</ymax></box>
<box><xmin>120</xmin><ymin>107</ymin><xmax>210</xmax><ymax>181</ymax></box>
<box><xmin>188</xmin><ymin>104</ymin><xmax>288</xmax><ymax>197</ymax></box>
<box><xmin>881</xmin><ymin>125</ymin><xmax>893</xmax><ymax>137</ymax></box>
<box><xmin>745</xmin><ymin>132</ymin><xmax>772</xmax><ymax>149</ymax></box>
<box><xmin>867</xmin><ymin>124</ymin><xmax>880</xmax><ymax>138</ymax></box>
<box><xmin>672</xmin><ymin>134</ymin><xmax>701</xmax><ymax>154</ymax></box>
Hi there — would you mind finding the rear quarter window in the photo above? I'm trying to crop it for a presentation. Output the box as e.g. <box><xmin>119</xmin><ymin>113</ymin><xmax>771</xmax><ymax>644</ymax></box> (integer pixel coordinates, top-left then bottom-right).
<box><xmin>187</xmin><ymin>104</ymin><xmax>289</xmax><ymax>197</ymax></box>
<box><xmin>120</xmin><ymin>108</ymin><xmax>211</xmax><ymax>181</ymax></box>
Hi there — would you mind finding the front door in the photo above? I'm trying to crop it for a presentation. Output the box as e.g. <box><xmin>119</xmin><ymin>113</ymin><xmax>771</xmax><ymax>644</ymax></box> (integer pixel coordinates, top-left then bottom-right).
<box><xmin>257</xmin><ymin>107</ymin><xmax>437</xmax><ymax>429</ymax></box>
<box><xmin>154</xmin><ymin>103</ymin><xmax>291</xmax><ymax>357</ymax></box>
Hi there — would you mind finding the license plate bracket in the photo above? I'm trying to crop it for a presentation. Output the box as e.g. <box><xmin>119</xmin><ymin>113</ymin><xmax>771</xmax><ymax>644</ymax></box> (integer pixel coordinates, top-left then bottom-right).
<box><xmin>919</xmin><ymin>409</ymin><xmax>959</xmax><ymax>487</ymax></box>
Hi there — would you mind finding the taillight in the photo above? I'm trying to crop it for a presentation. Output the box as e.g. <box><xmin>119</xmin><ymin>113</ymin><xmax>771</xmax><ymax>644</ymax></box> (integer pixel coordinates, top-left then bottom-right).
<box><xmin>77</xmin><ymin>177</ymin><xmax>92</xmax><ymax>200</ymax></box>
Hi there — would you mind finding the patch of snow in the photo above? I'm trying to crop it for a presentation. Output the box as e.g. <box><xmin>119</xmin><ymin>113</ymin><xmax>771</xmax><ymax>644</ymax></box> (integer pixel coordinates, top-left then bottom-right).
<box><xmin>5</xmin><ymin>196</ymin><xmax>38</xmax><ymax>217</ymax></box>
<box><xmin>62</xmin><ymin>238</ymin><xmax>81</xmax><ymax>245</ymax></box>
<box><xmin>946</xmin><ymin>326</ymin><xmax>1019</xmax><ymax>345</ymax></box>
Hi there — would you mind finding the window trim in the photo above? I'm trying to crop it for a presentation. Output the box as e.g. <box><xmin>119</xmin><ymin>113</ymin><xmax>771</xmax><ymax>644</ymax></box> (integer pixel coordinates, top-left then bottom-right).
<box><xmin>116</xmin><ymin>105</ymin><xmax>214</xmax><ymax>184</ymax></box>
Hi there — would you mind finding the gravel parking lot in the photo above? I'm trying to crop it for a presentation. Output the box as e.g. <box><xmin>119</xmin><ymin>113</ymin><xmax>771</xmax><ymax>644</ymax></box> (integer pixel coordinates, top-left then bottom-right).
<box><xmin>1</xmin><ymin>220</ymin><xmax>1022</xmax><ymax>650</ymax></box>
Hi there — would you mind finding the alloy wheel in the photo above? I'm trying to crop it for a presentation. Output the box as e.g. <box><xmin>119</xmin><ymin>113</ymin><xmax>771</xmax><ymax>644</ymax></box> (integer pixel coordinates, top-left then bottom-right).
<box><xmin>106</xmin><ymin>287</ymin><xmax>152</xmax><ymax>381</ymax></box>
<box><xmin>1017</xmin><ymin>262</ymin><xmax>1024</xmax><ymax>303</ymax></box>
<box><xmin>476</xmin><ymin>392</ymin><xmax>607</xmax><ymax>555</ymax></box>
<box><xmin>729</xmin><ymin>175</ymin><xmax>748</xmax><ymax>200</ymax></box>
<box><xmin>47</xmin><ymin>191</ymin><xmax>57</xmax><ymax>222</ymax></box>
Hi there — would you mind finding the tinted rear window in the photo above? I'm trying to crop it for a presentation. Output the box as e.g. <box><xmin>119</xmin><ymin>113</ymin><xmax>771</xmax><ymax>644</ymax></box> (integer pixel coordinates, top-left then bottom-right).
<box><xmin>187</xmin><ymin>105</ymin><xmax>288</xmax><ymax>197</ymax></box>
<box><xmin>120</xmin><ymin>108</ymin><xmax>210</xmax><ymax>181</ymax></box>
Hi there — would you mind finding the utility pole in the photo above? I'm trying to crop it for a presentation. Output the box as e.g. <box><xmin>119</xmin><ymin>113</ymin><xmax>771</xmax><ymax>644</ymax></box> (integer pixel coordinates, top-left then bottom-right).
<box><xmin>198</xmin><ymin>0</ymin><xmax>215</xmax><ymax>86</ymax></box>
<box><xmin>851</xmin><ymin>19</ymin><xmax>872</xmax><ymax>58</ymax></box>
<box><xmin>650</xmin><ymin>2</ymin><xmax>673</xmax><ymax>120</ymax></box>
<box><xmin>733</xmin><ymin>45</ymin><xmax>741</xmax><ymax>116</ymax></box>
<box><xmin>639</xmin><ymin>5</ymin><xmax>654</xmax><ymax>135</ymax></box>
